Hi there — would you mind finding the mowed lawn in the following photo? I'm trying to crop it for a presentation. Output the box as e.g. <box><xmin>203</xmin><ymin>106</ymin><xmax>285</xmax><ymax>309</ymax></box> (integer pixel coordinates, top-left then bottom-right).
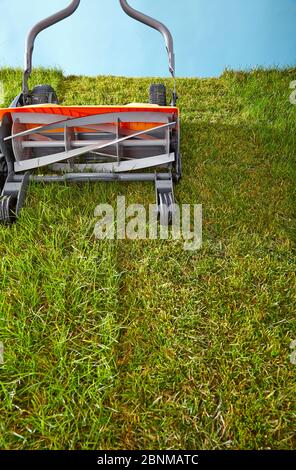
<box><xmin>0</xmin><ymin>67</ymin><xmax>295</xmax><ymax>450</ymax></box>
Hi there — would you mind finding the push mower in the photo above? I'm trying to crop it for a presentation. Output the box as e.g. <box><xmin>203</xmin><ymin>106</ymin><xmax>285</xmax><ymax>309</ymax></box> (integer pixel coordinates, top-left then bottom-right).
<box><xmin>0</xmin><ymin>0</ymin><xmax>181</xmax><ymax>225</ymax></box>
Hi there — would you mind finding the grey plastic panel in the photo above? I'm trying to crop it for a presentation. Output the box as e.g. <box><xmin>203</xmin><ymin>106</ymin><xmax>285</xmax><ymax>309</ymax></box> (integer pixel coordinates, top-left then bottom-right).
<box><xmin>21</xmin><ymin>139</ymin><xmax>167</xmax><ymax>149</ymax></box>
<box><xmin>6</xmin><ymin>111</ymin><xmax>173</xmax><ymax>142</ymax></box>
<box><xmin>16</xmin><ymin>153</ymin><xmax>174</xmax><ymax>174</ymax></box>
<box><xmin>14</xmin><ymin>121</ymin><xmax>176</xmax><ymax>171</ymax></box>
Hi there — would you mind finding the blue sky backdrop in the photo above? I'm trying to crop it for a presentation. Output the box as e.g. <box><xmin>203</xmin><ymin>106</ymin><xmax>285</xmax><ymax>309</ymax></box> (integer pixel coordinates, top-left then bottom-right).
<box><xmin>0</xmin><ymin>0</ymin><xmax>295</xmax><ymax>78</ymax></box>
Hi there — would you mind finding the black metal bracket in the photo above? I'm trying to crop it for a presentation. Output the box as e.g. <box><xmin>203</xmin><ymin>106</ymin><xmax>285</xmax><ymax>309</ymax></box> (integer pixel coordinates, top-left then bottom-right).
<box><xmin>0</xmin><ymin>112</ymin><xmax>30</xmax><ymax>224</ymax></box>
<box><xmin>0</xmin><ymin>170</ymin><xmax>30</xmax><ymax>224</ymax></box>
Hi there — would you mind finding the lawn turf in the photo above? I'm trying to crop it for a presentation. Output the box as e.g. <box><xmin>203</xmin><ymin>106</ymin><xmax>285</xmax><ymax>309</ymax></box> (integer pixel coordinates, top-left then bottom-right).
<box><xmin>0</xmin><ymin>67</ymin><xmax>295</xmax><ymax>449</ymax></box>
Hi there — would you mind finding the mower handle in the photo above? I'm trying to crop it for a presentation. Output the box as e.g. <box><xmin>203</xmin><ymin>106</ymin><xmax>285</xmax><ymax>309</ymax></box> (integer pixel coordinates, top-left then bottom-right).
<box><xmin>119</xmin><ymin>0</ymin><xmax>175</xmax><ymax>78</ymax></box>
<box><xmin>22</xmin><ymin>0</ymin><xmax>81</xmax><ymax>97</ymax></box>
<box><xmin>22</xmin><ymin>0</ymin><xmax>176</xmax><ymax>99</ymax></box>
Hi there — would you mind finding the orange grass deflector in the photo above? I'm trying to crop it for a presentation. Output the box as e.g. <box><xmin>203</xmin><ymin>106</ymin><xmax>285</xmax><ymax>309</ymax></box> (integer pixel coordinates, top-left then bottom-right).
<box><xmin>0</xmin><ymin>104</ymin><xmax>179</xmax><ymax>120</ymax></box>
<box><xmin>0</xmin><ymin>104</ymin><xmax>179</xmax><ymax>133</ymax></box>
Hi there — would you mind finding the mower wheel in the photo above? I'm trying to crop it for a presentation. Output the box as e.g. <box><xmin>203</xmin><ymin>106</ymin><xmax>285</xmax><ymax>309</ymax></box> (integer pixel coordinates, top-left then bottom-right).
<box><xmin>0</xmin><ymin>194</ymin><xmax>17</xmax><ymax>225</ymax></box>
<box><xmin>0</xmin><ymin>155</ymin><xmax>8</xmax><ymax>192</ymax></box>
<box><xmin>31</xmin><ymin>85</ymin><xmax>58</xmax><ymax>105</ymax></box>
<box><xmin>149</xmin><ymin>84</ymin><xmax>167</xmax><ymax>106</ymax></box>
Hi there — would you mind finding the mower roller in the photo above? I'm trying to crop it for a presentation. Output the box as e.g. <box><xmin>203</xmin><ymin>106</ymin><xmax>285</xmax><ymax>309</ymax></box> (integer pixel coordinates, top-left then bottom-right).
<box><xmin>0</xmin><ymin>0</ymin><xmax>181</xmax><ymax>226</ymax></box>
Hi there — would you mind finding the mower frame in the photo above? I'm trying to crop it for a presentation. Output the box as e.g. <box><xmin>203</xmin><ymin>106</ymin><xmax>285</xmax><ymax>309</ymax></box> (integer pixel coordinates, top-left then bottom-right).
<box><xmin>0</xmin><ymin>0</ymin><xmax>181</xmax><ymax>225</ymax></box>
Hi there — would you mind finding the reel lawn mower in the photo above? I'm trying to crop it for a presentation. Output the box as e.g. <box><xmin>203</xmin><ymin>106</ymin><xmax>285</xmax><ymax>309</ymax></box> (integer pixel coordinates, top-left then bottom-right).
<box><xmin>0</xmin><ymin>0</ymin><xmax>181</xmax><ymax>226</ymax></box>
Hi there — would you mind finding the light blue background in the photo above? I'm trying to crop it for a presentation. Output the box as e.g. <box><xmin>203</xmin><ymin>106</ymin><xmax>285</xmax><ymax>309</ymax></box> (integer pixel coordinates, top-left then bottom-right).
<box><xmin>0</xmin><ymin>0</ymin><xmax>295</xmax><ymax>78</ymax></box>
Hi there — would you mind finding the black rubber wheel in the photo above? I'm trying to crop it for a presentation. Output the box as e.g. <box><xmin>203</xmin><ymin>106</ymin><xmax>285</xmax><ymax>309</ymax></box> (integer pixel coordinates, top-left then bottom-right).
<box><xmin>149</xmin><ymin>84</ymin><xmax>167</xmax><ymax>106</ymax></box>
<box><xmin>0</xmin><ymin>155</ymin><xmax>8</xmax><ymax>192</ymax></box>
<box><xmin>0</xmin><ymin>194</ymin><xmax>17</xmax><ymax>225</ymax></box>
<box><xmin>30</xmin><ymin>84</ymin><xmax>58</xmax><ymax>105</ymax></box>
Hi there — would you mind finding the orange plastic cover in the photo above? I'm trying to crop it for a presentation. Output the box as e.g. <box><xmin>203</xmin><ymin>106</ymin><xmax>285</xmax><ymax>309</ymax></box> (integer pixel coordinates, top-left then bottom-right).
<box><xmin>0</xmin><ymin>104</ymin><xmax>179</xmax><ymax>121</ymax></box>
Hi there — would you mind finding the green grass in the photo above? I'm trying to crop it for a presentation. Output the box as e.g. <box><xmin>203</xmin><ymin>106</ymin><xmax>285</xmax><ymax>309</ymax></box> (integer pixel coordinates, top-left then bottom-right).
<box><xmin>0</xmin><ymin>67</ymin><xmax>295</xmax><ymax>450</ymax></box>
